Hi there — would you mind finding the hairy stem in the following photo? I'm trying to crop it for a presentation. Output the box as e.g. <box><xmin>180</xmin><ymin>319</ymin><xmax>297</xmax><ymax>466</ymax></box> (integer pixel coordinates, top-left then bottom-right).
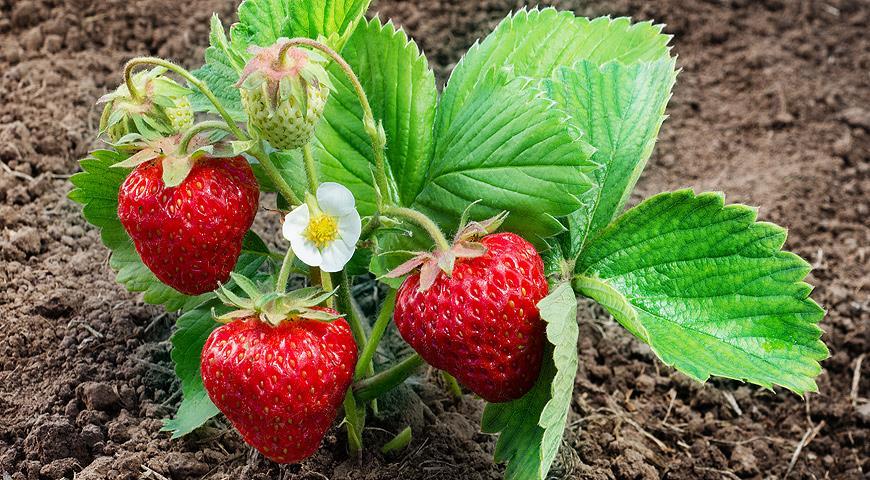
<box><xmin>123</xmin><ymin>57</ymin><xmax>246</xmax><ymax>141</ymax></box>
<box><xmin>178</xmin><ymin>120</ymin><xmax>238</xmax><ymax>155</ymax></box>
<box><xmin>248</xmin><ymin>145</ymin><xmax>301</xmax><ymax>206</ymax></box>
<box><xmin>382</xmin><ymin>205</ymin><xmax>451</xmax><ymax>252</ymax></box>
<box><xmin>278</xmin><ymin>39</ymin><xmax>390</xmax><ymax>205</ymax></box>
<box><xmin>353</xmin><ymin>354</ymin><xmax>425</xmax><ymax>403</ymax></box>
<box><xmin>359</xmin><ymin>214</ymin><xmax>380</xmax><ymax>242</ymax></box>
<box><xmin>302</xmin><ymin>143</ymin><xmax>319</xmax><ymax>193</ymax></box>
<box><xmin>275</xmin><ymin>248</ymin><xmax>296</xmax><ymax>293</ymax></box>
<box><xmin>354</xmin><ymin>289</ymin><xmax>396</xmax><ymax>380</ymax></box>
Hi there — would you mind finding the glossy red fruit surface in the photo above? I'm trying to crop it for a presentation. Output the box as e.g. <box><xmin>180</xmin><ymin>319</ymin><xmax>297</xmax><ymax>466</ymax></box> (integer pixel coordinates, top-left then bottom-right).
<box><xmin>117</xmin><ymin>156</ymin><xmax>259</xmax><ymax>295</ymax></box>
<box><xmin>394</xmin><ymin>232</ymin><xmax>548</xmax><ymax>403</ymax></box>
<box><xmin>201</xmin><ymin>311</ymin><xmax>357</xmax><ymax>464</ymax></box>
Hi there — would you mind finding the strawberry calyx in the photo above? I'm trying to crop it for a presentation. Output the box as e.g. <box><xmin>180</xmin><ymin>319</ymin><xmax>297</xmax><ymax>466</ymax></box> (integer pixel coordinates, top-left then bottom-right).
<box><xmin>214</xmin><ymin>273</ymin><xmax>342</xmax><ymax>327</ymax></box>
<box><xmin>452</xmin><ymin>210</ymin><xmax>509</xmax><ymax>244</ymax></box>
<box><xmin>237</xmin><ymin>39</ymin><xmax>333</xmax><ymax>119</ymax></box>
<box><xmin>384</xmin><ymin>210</ymin><xmax>509</xmax><ymax>292</ymax></box>
<box><xmin>109</xmin><ymin>131</ymin><xmax>243</xmax><ymax>188</ymax></box>
<box><xmin>98</xmin><ymin>67</ymin><xmax>193</xmax><ymax>142</ymax></box>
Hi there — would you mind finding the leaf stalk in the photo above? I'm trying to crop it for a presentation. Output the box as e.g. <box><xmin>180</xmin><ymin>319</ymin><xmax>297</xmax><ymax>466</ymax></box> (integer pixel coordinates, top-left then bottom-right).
<box><xmin>353</xmin><ymin>354</ymin><xmax>425</xmax><ymax>403</ymax></box>
<box><xmin>248</xmin><ymin>145</ymin><xmax>302</xmax><ymax>206</ymax></box>
<box><xmin>382</xmin><ymin>205</ymin><xmax>451</xmax><ymax>253</ymax></box>
<box><xmin>354</xmin><ymin>289</ymin><xmax>396</xmax><ymax>380</ymax></box>
<box><xmin>275</xmin><ymin>248</ymin><xmax>296</xmax><ymax>293</ymax></box>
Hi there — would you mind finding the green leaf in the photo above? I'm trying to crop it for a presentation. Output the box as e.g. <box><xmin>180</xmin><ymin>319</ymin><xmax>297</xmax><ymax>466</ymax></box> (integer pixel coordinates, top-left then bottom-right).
<box><xmin>438</xmin><ymin>8</ymin><xmax>671</xmax><ymax>136</ymax></box>
<box><xmin>236</xmin><ymin>0</ymin><xmax>370</xmax><ymax>46</ymax></box>
<box><xmin>482</xmin><ymin>283</ymin><xmax>579</xmax><ymax>480</ymax></box>
<box><xmin>69</xmin><ymin>149</ymin><xmax>271</xmax><ymax>312</ymax></box>
<box><xmin>433</xmin><ymin>8</ymin><xmax>674</xmax><ymax>252</ymax></box>
<box><xmin>312</xmin><ymin>17</ymin><xmax>437</xmax><ymax>215</ymax></box>
<box><xmin>236</xmin><ymin>0</ymin><xmax>293</xmax><ymax>46</ymax></box>
<box><xmin>161</xmin><ymin>303</ymin><xmax>221</xmax><ymax>438</ymax></box>
<box><xmin>574</xmin><ymin>190</ymin><xmax>828</xmax><ymax>394</ymax></box>
<box><xmin>413</xmin><ymin>73</ymin><xmax>596</xmax><ymax>242</ymax></box>
<box><xmin>287</xmin><ymin>0</ymin><xmax>371</xmax><ymax>48</ymax></box>
<box><xmin>547</xmin><ymin>58</ymin><xmax>677</xmax><ymax>255</ymax></box>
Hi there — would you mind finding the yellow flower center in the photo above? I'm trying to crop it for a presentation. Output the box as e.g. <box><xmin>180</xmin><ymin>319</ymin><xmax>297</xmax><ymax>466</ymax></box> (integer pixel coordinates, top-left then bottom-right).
<box><xmin>305</xmin><ymin>213</ymin><xmax>339</xmax><ymax>248</ymax></box>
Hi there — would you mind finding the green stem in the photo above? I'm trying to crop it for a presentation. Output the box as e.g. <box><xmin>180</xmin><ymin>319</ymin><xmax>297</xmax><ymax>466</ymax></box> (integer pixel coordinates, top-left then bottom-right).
<box><xmin>275</xmin><ymin>248</ymin><xmax>296</xmax><ymax>293</ymax></box>
<box><xmin>359</xmin><ymin>214</ymin><xmax>380</xmax><ymax>242</ymax></box>
<box><xmin>342</xmin><ymin>390</ymin><xmax>364</xmax><ymax>455</ymax></box>
<box><xmin>178</xmin><ymin>120</ymin><xmax>238</xmax><ymax>155</ymax></box>
<box><xmin>302</xmin><ymin>143</ymin><xmax>319</xmax><ymax>193</ymax></box>
<box><xmin>354</xmin><ymin>289</ymin><xmax>396</xmax><ymax>380</ymax></box>
<box><xmin>278</xmin><ymin>39</ymin><xmax>390</xmax><ymax>205</ymax></box>
<box><xmin>336</xmin><ymin>271</ymin><xmax>367</xmax><ymax>347</ymax></box>
<box><xmin>353</xmin><ymin>354</ymin><xmax>424</xmax><ymax>403</ymax></box>
<box><xmin>382</xmin><ymin>205</ymin><xmax>451</xmax><ymax>252</ymax></box>
<box><xmin>248</xmin><ymin>145</ymin><xmax>302</xmax><ymax>206</ymax></box>
<box><xmin>380</xmin><ymin>426</ymin><xmax>412</xmax><ymax>454</ymax></box>
<box><xmin>123</xmin><ymin>57</ymin><xmax>246</xmax><ymax>141</ymax></box>
<box><xmin>320</xmin><ymin>269</ymin><xmax>335</xmax><ymax>309</ymax></box>
<box><xmin>98</xmin><ymin>103</ymin><xmax>113</xmax><ymax>133</ymax></box>
<box><xmin>442</xmin><ymin>371</ymin><xmax>463</xmax><ymax>399</ymax></box>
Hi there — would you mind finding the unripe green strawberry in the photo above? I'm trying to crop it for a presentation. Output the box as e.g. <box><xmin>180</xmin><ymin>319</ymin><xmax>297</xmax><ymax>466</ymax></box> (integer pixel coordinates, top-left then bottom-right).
<box><xmin>237</xmin><ymin>40</ymin><xmax>333</xmax><ymax>150</ymax></box>
<box><xmin>99</xmin><ymin>67</ymin><xmax>194</xmax><ymax>142</ymax></box>
<box><xmin>165</xmin><ymin>95</ymin><xmax>194</xmax><ymax>132</ymax></box>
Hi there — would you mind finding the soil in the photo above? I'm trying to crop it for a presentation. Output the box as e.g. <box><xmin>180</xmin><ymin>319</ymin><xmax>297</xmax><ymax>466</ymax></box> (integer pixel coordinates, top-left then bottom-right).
<box><xmin>0</xmin><ymin>0</ymin><xmax>867</xmax><ymax>479</ymax></box>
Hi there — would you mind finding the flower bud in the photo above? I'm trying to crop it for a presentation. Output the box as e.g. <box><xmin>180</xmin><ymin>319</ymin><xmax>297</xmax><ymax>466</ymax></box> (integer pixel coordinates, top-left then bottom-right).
<box><xmin>99</xmin><ymin>67</ymin><xmax>194</xmax><ymax>143</ymax></box>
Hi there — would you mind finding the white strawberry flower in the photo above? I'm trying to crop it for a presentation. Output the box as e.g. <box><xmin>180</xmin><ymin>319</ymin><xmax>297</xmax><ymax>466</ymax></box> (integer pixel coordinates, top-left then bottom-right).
<box><xmin>282</xmin><ymin>182</ymin><xmax>361</xmax><ymax>272</ymax></box>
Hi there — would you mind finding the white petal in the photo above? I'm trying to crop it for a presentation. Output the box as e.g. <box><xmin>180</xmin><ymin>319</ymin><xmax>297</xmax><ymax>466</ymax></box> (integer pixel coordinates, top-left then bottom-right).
<box><xmin>282</xmin><ymin>204</ymin><xmax>310</xmax><ymax>241</ymax></box>
<box><xmin>292</xmin><ymin>237</ymin><xmax>323</xmax><ymax>268</ymax></box>
<box><xmin>319</xmin><ymin>237</ymin><xmax>354</xmax><ymax>272</ymax></box>
<box><xmin>338</xmin><ymin>208</ymin><xmax>362</xmax><ymax>246</ymax></box>
<box><xmin>317</xmin><ymin>182</ymin><xmax>355</xmax><ymax>216</ymax></box>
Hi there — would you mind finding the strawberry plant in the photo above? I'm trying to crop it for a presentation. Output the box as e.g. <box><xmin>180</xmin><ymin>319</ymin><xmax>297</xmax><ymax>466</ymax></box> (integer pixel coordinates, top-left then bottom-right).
<box><xmin>69</xmin><ymin>1</ymin><xmax>828</xmax><ymax>478</ymax></box>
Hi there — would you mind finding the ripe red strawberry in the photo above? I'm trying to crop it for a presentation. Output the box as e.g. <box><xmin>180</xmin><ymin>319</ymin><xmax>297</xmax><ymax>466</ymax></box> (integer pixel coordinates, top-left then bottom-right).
<box><xmin>117</xmin><ymin>155</ymin><xmax>259</xmax><ymax>295</ymax></box>
<box><xmin>200</xmin><ymin>310</ymin><xmax>357</xmax><ymax>464</ymax></box>
<box><xmin>394</xmin><ymin>232</ymin><xmax>548</xmax><ymax>403</ymax></box>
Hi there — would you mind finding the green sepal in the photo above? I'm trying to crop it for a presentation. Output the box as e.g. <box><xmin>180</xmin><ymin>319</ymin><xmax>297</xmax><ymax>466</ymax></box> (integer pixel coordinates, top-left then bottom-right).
<box><xmin>228</xmin><ymin>272</ymin><xmax>263</xmax><ymax>299</ymax></box>
<box><xmin>161</xmin><ymin>156</ymin><xmax>194</xmax><ymax>188</ymax></box>
<box><xmin>215</xmin><ymin>284</ymin><xmax>255</xmax><ymax>311</ymax></box>
<box><xmin>214</xmin><ymin>273</ymin><xmax>341</xmax><ymax>326</ymax></box>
